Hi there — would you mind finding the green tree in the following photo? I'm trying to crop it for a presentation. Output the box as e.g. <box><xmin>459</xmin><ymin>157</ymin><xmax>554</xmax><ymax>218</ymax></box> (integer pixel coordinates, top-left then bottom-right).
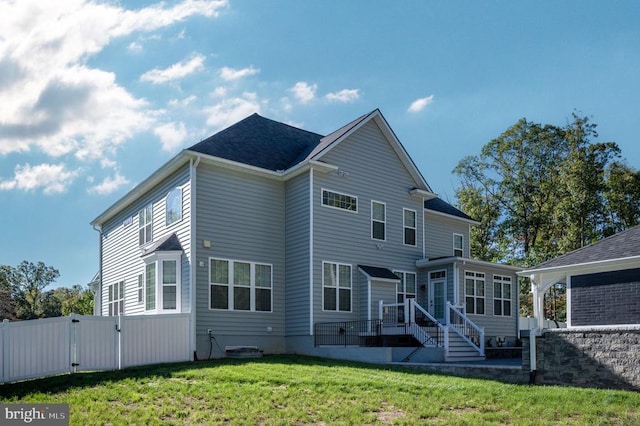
<box><xmin>6</xmin><ymin>261</ymin><xmax>60</xmax><ymax>320</ymax></box>
<box><xmin>57</xmin><ymin>285</ymin><xmax>94</xmax><ymax>316</ymax></box>
<box><xmin>0</xmin><ymin>265</ymin><xmax>17</xmax><ymax>319</ymax></box>
<box><xmin>603</xmin><ymin>161</ymin><xmax>640</xmax><ymax>234</ymax></box>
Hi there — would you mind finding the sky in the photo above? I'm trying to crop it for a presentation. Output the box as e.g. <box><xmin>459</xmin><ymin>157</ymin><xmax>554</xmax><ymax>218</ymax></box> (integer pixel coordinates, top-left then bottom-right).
<box><xmin>1</xmin><ymin>0</ymin><xmax>640</xmax><ymax>289</ymax></box>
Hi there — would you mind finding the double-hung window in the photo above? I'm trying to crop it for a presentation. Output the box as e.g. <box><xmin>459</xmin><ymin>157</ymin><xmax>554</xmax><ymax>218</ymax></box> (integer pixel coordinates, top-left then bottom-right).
<box><xmin>162</xmin><ymin>260</ymin><xmax>178</xmax><ymax>310</ymax></box>
<box><xmin>394</xmin><ymin>271</ymin><xmax>417</xmax><ymax>304</ymax></box>
<box><xmin>403</xmin><ymin>209</ymin><xmax>417</xmax><ymax>246</ymax></box>
<box><xmin>465</xmin><ymin>271</ymin><xmax>485</xmax><ymax>315</ymax></box>
<box><xmin>371</xmin><ymin>201</ymin><xmax>386</xmax><ymax>241</ymax></box>
<box><xmin>145</xmin><ymin>263</ymin><xmax>156</xmax><ymax>311</ymax></box>
<box><xmin>209</xmin><ymin>259</ymin><xmax>272</xmax><ymax>312</ymax></box>
<box><xmin>453</xmin><ymin>233</ymin><xmax>464</xmax><ymax>257</ymax></box>
<box><xmin>323</xmin><ymin>262</ymin><xmax>351</xmax><ymax>312</ymax></box>
<box><xmin>143</xmin><ymin>253</ymin><xmax>182</xmax><ymax>313</ymax></box>
<box><xmin>139</xmin><ymin>204</ymin><xmax>153</xmax><ymax>245</ymax></box>
<box><xmin>493</xmin><ymin>275</ymin><xmax>512</xmax><ymax>316</ymax></box>
<box><xmin>108</xmin><ymin>281</ymin><xmax>124</xmax><ymax>316</ymax></box>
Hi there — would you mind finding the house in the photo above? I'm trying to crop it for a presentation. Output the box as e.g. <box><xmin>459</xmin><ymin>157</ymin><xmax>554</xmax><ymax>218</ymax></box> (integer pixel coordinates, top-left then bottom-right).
<box><xmin>91</xmin><ymin>109</ymin><xmax>520</xmax><ymax>363</ymax></box>
<box><xmin>518</xmin><ymin>224</ymin><xmax>640</xmax><ymax>330</ymax></box>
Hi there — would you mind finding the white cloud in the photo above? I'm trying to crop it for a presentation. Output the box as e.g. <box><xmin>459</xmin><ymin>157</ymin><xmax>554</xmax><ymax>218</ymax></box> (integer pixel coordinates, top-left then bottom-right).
<box><xmin>0</xmin><ymin>163</ymin><xmax>79</xmax><ymax>194</ymax></box>
<box><xmin>205</xmin><ymin>92</ymin><xmax>261</xmax><ymax>130</ymax></box>
<box><xmin>219</xmin><ymin>65</ymin><xmax>259</xmax><ymax>81</ymax></box>
<box><xmin>325</xmin><ymin>89</ymin><xmax>360</xmax><ymax>103</ymax></box>
<box><xmin>290</xmin><ymin>82</ymin><xmax>317</xmax><ymax>104</ymax></box>
<box><xmin>168</xmin><ymin>95</ymin><xmax>197</xmax><ymax>107</ymax></box>
<box><xmin>0</xmin><ymin>0</ymin><xmax>227</xmax><ymax>166</ymax></box>
<box><xmin>408</xmin><ymin>95</ymin><xmax>435</xmax><ymax>113</ymax></box>
<box><xmin>140</xmin><ymin>53</ymin><xmax>206</xmax><ymax>84</ymax></box>
<box><xmin>211</xmin><ymin>87</ymin><xmax>228</xmax><ymax>98</ymax></box>
<box><xmin>88</xmin><ymin>171</ymin><xmax>130</xmax><ymax>195</ymax></box>
<box><xmin>154</xmin><ymin>122</ymin><xmax>189</xmax><ymax>152</ymax></box>
<box><xmin>128</xmin><ymin>41</ymin><xmax>143</xmax><ymax>53</ymax></box>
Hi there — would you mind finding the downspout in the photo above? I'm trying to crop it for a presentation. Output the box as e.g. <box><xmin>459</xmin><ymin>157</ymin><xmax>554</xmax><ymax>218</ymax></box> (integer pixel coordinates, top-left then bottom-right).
<box><xmin>309</xmin><ymin>168</ymin><xmax>314</xmax><ymax>336</ymax></box>
<box><xmin>189</xmin><ymin>156</ymin><xmax>201</xmax><ymax>360</ymax></box>
<box><xmin>92</xmin><ymin>224</ymin><xmax>103</xmax><ymax>316</ymax></box>
<box><xmin>529</xmin><ymin>274</ymin><xmax>538</xmax><ymax>384</ymax></box>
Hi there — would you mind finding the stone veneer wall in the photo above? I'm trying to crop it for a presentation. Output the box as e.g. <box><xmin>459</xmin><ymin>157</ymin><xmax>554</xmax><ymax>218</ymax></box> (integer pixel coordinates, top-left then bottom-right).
<box><xmin>522</xmin><ymin>327</ymin><xmax>640</xmax><ymax>391</ymax></box>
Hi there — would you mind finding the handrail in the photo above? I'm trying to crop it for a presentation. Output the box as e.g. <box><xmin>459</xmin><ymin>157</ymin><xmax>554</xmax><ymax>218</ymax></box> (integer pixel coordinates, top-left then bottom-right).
<box><xmin>412</xmin><ymin>299</ymin><xmax>446</xmax><ymax>332</ymax></box>
<box><xmin>446</xmin><ymin>301</ymin><xmax>484</xmax><ymax>355</ymax></box>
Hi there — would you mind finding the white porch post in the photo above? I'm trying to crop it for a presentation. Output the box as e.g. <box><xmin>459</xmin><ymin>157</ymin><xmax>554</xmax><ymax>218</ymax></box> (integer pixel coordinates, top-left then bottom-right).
<box><xmin>378</xmin><ymin>300</ymin><xmax>384</xmax><ymax>321</ymax></box>
<box><xmin>404</xmin><ymin>298</ymin><xmax>410</xmax><ymax>323</ymax></box>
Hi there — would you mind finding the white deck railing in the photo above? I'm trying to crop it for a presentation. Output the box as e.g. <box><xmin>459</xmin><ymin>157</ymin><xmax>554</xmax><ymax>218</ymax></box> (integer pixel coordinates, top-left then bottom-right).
<box><xmin>446</xmin><ymin>301</ymin><xmax>484</xmax><ymax>356</ymax></box>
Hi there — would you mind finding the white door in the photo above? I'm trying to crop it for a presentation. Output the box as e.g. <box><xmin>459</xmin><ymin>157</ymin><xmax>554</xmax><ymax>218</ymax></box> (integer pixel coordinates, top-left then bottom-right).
<box><xmin>428</xmin><ymin>271</ymin><xmax>447</xmax><ymax>322</ymax></box>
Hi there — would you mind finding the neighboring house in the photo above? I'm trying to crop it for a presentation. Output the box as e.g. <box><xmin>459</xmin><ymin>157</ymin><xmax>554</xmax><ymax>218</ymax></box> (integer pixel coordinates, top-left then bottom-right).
<box><xmin>519</xmin><ymin>224</ymin><xmax>640</xmax><ymax>330</ymax></box>
<box><xmin>91</xmin><ymin>109</ymin><xmax>519</xmax><ymax>363</ymax></box>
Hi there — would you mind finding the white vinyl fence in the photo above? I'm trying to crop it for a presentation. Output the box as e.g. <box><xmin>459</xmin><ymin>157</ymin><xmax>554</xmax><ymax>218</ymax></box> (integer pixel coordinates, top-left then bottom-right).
<box><xmin>1</xmin><ymin>313</ymin><xmax>191</xmax><ymax>384</ymax></box>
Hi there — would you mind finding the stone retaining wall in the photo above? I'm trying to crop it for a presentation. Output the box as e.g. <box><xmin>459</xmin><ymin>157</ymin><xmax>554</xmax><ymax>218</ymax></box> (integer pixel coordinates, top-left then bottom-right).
<box><xmin>522</xmin><ymin>327</ymin><xmax>640</xmax><ymax>391</ymax></box>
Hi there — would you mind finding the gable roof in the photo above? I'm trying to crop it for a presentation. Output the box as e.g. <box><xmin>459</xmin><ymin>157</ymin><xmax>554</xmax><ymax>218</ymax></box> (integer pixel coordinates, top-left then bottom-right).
<box><xmin>188</xmin><ymin>113</ymin><xmax>323</xmax><ymax>171</ymax></box>
<box><xmin>523</xmin><ymin>224</ymin><xmax>640</xmax><ymax>273</ymax></box>
<box><xmin>424</xmin><ymin>197</ymin><xmax>478</xmax><ymax>224</ymax></box>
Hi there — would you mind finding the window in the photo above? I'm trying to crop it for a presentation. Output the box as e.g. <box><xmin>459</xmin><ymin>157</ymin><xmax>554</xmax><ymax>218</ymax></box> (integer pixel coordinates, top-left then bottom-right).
<box><xmin>394</xmin><ymin>271</ymin><xmax>417</xmax><ymax>304</ymax></box>
<box><xmin>465</xmin><ymin>271</ymin><xmax>485</xmax><ymax>315</ymax></box>
<box><xmin>403</xmin><ymin>209</ymin><xmax>417</xmax><ymax>246</ymax></box>
<box><xmin>139</xmin><ymin>204</ymin><xmax>153</xmax><ymax>246</ymax></box>
<box><xmin>322</xmin><ymin>189</ymin><xmax>357</xmax><ymax>212</ymax></box>
<box><xmin>209</xmin><ymin>258</ymin><xmax>272</xmax><ymax>312</ymax></box>
<box><xmin>493</xmin><ymin>275</ymin><xmax>512</xmax><ymax>316</ymax></box>
<box><xmin>145</xmin><ymin>263</ymin><xmax>156</xmax><ymax>311</ymax></box>
<box><xmin>323</xmin><ymin>262</ymin><xmax>351</xmax><ymax>312</ymax></box>
<box><xmin>162</xmin><ymin>260</ymin><xmax>178</xmax><ymax>310</ymax></box>
<box><xmin>108</xmin><ymin>281</ymin><xmax>124</xmax><ymax>316</ymax></box>
<box><xmin>453</xmin><ymin>233</ymin><xmax>464</xmax><ymax>257</ymax></box>
<box><xmin>166</xmin><ymin>187</ymin><xmax>183</xmax><ymax>226</ymax></box>
<box><xmin>371</xmin><ymin>201</ymin><xmax>386</xmax><ymax>240</ymax></box>
<box><xmin>137</xmin><ymin>274</ymin><xmax>143</xmax><ymax>304</ymax></box>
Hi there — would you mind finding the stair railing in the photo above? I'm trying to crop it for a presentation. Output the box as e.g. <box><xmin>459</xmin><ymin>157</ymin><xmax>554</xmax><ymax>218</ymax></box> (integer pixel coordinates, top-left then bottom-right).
<box><xmin>446</xmin><ymin>301</ymin><xmax>484</xmax><ymax>356</ymax></box>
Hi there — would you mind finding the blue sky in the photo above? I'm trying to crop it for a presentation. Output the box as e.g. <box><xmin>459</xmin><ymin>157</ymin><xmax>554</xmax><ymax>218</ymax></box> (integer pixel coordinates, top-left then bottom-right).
<box><xmin>1</xmin><ymin>0</ymin><xmax>639</xmax><ymax>289</ymax></box>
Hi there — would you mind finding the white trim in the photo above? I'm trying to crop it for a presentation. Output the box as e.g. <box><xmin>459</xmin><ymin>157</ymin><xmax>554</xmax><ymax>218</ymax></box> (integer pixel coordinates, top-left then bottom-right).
<box><xmin>309</xmin><ymin>169</ymin><xmax>314</xmax><ymax>335</ymax></box>
<box><xmin>371</xmin><ymin>200</ymin><xmax>386</xmax><ymax>241</ymax></box>
<box><xmin>142</xmin><ymin>251</ymin><xmax>183</xmax><ymax>314</ymax></box>
<box><xmin>207</xmin><ymin>257</ymin><xmax>274</xmax><ymax>313</ymax></box>
<box><xmin>518</xmin><ymin>255</ymin><xmax>640</xmax><ymax>277</ymax></box>
<box><xmin>427</xmin><ymin>270</ymin><xmax>447</xmax><ymax>321</ymax></box>
<box><xmin>394</xmin><ymin>270</ymin><xmax>417</xmax><ymax>303</ymax></box>
<box><xmin>464</xmin><ymin>270</ymin><xmax>486</xmax><ymax>316</ymax></box>
<box><xmin>453</xmin><ymin>233</ymin><xmax>463</xmax><ymax>257</ymax></box>
<box><xmin>321</xmin><ymin>261</ymin><xmax>353</xmax><ymax>313</ymax></box>
<box><xmin>367</xmin><ymin>276</ymin><xmax>372</xmax><ymax>321</ymax></box>
<box><xmin>416</xmin><ymin>256</ymin><xmax>522</xmax><ymax>272</ymax></box>
<box><xmin>165</xmin><ymin>186</ymin><xmax>183</xmax><ymax>227</ymax></box>
<box><xmin>402</xmin><ymin>208</ymin><xmax>417</xmax><ymax>247</ymax></box>
<box><xmin>321</xmin><ymin>188</ymin><xmax>358</xmax><ymax>213</ymax></box>
<box><xmin>189</xmin><ymin>156</ymin><xmax>199</xmax><ymax>358</ymax></box>
<box><xmin>424</xmin><ymin>207</ymin><xmax>480</xmax><ymax>226</ymax></box>
<box><xmin>566</xmin><ymin>275</ymin><xmax>572</xmax><ymax>328</ymax></box>
<box><xmin>492</xmin><ymin>274</ymin><xmax>513</xmax><ymax>317</ymax></box>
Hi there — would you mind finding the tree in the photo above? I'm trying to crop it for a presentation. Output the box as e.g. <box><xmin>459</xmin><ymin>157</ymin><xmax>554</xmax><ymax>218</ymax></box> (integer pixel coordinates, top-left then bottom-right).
<box><xmin>57</xmin><ymin>285</ymin><xmax>94</xmax><ymax>316</ymax></box>
<box><xmin>6</xmin><ymin>261</ymin><xmax>60</xmax><ymax>320</ymax></box>
<box><xmin>0</xmin><ymin>265</ymin><xmax>17</xmax><ymax>320</ymax></box>
<box><xmin>603</xmin><ymin>161</ymin><xmax>640</xmax><ymax>235</ymax></box>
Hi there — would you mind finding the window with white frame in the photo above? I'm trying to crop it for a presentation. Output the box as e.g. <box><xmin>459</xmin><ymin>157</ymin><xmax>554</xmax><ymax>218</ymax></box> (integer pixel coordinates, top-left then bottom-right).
<box><xmin>371</xmin><ymin>201</ymin><xmax>386</xmax><ymax>240</ymax></box>
<box><xmin>394</xmin><ymin>271</ymin><xmax>417</xmax><ymax>304</ymax></box>
<box><xmin>209</xmin><ymin>258</ymin><xmax>272</xmax><ymax>312</ymax></box>
<box><xmin>493</xmin><ymin>275</ymin><xmax>512</xmax><ymax>316</ymax></box>
<box><xmin>145</xmin><ymin>263</ymin><xmax>156</xmax><ymax>311</ymax></box>
<box><xmin>143</xmin><ymin>254</ymin><xmax>182</xmax><ymax>313</ymax></box>
<box><xmin>323</xmin><ymin>262</ymin><xmax>351</xmax><ymax>312</ymax></box>
<box><xmin>108</xmin><ymin>281</ymin><xmax>124</xmax><ymax>316</ymax></box>
<box><xmin>453</xmin><ymin>233</ymin><xmax>464</xmax><ymax>257</ymax></box>
<box><xmin>465</xmin><ymin>271</ymin><xmax>485</xmax><ymax>314</ymax></box>
<box><xmin>166</xmin><ymin>187</ymin><xmax>183</xmax><ymax>226</ymax></box>
<box><xmin>322</xmin><ymin>189</ymin><xmax>357</xmax><ymax>212</ymax></box>
<box><xmin>137</xmin><ymin>274</ymin><xmax>143</xmax><ymax>304</ymax></box>
<box><xmin>139</xmin><ymin>204</ymin><xmax>153</xmax><ymax>246</ymax></box>
<box><xmin>403</xmin><ymin>209</ymin><xmax>417</xmax><ymax>246</ymax></box>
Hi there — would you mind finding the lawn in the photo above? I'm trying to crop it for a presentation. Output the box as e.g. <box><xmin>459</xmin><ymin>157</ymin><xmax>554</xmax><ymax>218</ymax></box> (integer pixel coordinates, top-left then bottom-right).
<box><xmin>1</xmin><ymin>355</ymin><xmax>639</xmax><ymax>425</ymax></box>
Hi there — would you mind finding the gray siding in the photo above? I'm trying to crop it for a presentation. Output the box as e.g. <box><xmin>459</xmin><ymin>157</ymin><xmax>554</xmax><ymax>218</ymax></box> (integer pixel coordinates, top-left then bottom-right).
<box><xmin>370</xmin><ymin>280</ymin><xmax>397</xmax><ymax>320</ymax></box>
<box><xmin>100</xmin><ymin>165</ymin><xmax>191</xmax><ymax>316</ymax></box>
<box><xmin>312</xmin><ymin>120</ymin><xmax>424</xmax><ymax>325</ymax></box>
<box><xmin>570</xmin><ymin>268</ymin><xmax>640</xmax><ymax>326</ymax></box>
<box><xmin>284</xmin><ymin>173</ymin><xmax>311</xmax><ymax>335</ymax></box>
<box><xmin>424</xmin><ymin>212</ymin><xmax>470</xmax><ymax>259</ymax></box>
<box><xmin>194</xmin><ymin>163</ymin><xmax>286</xmax><ymax>347</ymax></box>
<box><xmin>456</xmin><ymin>263</ymin><xmax>518</xmax><ymax>339</ymax></box>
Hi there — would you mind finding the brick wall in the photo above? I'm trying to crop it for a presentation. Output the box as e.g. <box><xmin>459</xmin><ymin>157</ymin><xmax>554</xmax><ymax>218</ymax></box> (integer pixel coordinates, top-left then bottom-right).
<box><xmin>522</xmin><ymin>328</ymin><xmax>640</xmax><ymax>391</ymax></box>
<box><xmin>571</xmin><ymin>268</ymin><xmax>640</xmax><ymax>326</ymax></box>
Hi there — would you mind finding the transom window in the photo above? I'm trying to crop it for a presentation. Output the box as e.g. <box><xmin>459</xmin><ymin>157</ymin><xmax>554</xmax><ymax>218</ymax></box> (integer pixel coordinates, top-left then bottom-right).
<box><xmin>322</xmin><ymin>189</ymin><xmax>357</xmax><ymax>212</ymax></box>
<box><xmin>465</xmin><ymin>271</ymin><xmax>485</xmax><ymax>315</ymax></box>
<box><xmin>139</xmin><ymin>204</ymin><xmax>153</xmax><ymax>246</ymax></box>
<box><xmin>108</xmin><ymin>281</ymin><xmax>124</xmax><ymax>316</ymax></box>
<box><xmin>371</xmin><ymin>201</ymin><xmax>386</xmax><ymax>241</ymax></box>
<box><xmin>493</xmin><ymin>275</ymin><xmax>512</xmax><ymax>316</ymax></box>
<box><xmin>453</xmin><ymin>233</ymin><xmax>464</xmax><ymax>257</ymax></box>
<box><xmin>323</xmin><ymin>262</ymin><xmax>352</xmax><ymax>312</ymax></box>
<box><xmin>166</xmin><ymin>187</ymin><xmax>183</xmax><ymax>226</ymax></box>
<box><xmin>209</xmin><ymin>258</ymin><xmax>272</xmax><ymax>312</ymax></box>
<box><xmin>403</xmin><ymin>209</ymin><xmax>417</xmax><ymax>246</ymax></box>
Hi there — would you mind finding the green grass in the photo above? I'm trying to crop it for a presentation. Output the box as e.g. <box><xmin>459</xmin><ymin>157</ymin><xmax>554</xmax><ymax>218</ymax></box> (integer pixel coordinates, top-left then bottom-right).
<box><xmin>1</xmin><ymin>355</ymin><xmax>639</xmax><ymax>425</ymax></box>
